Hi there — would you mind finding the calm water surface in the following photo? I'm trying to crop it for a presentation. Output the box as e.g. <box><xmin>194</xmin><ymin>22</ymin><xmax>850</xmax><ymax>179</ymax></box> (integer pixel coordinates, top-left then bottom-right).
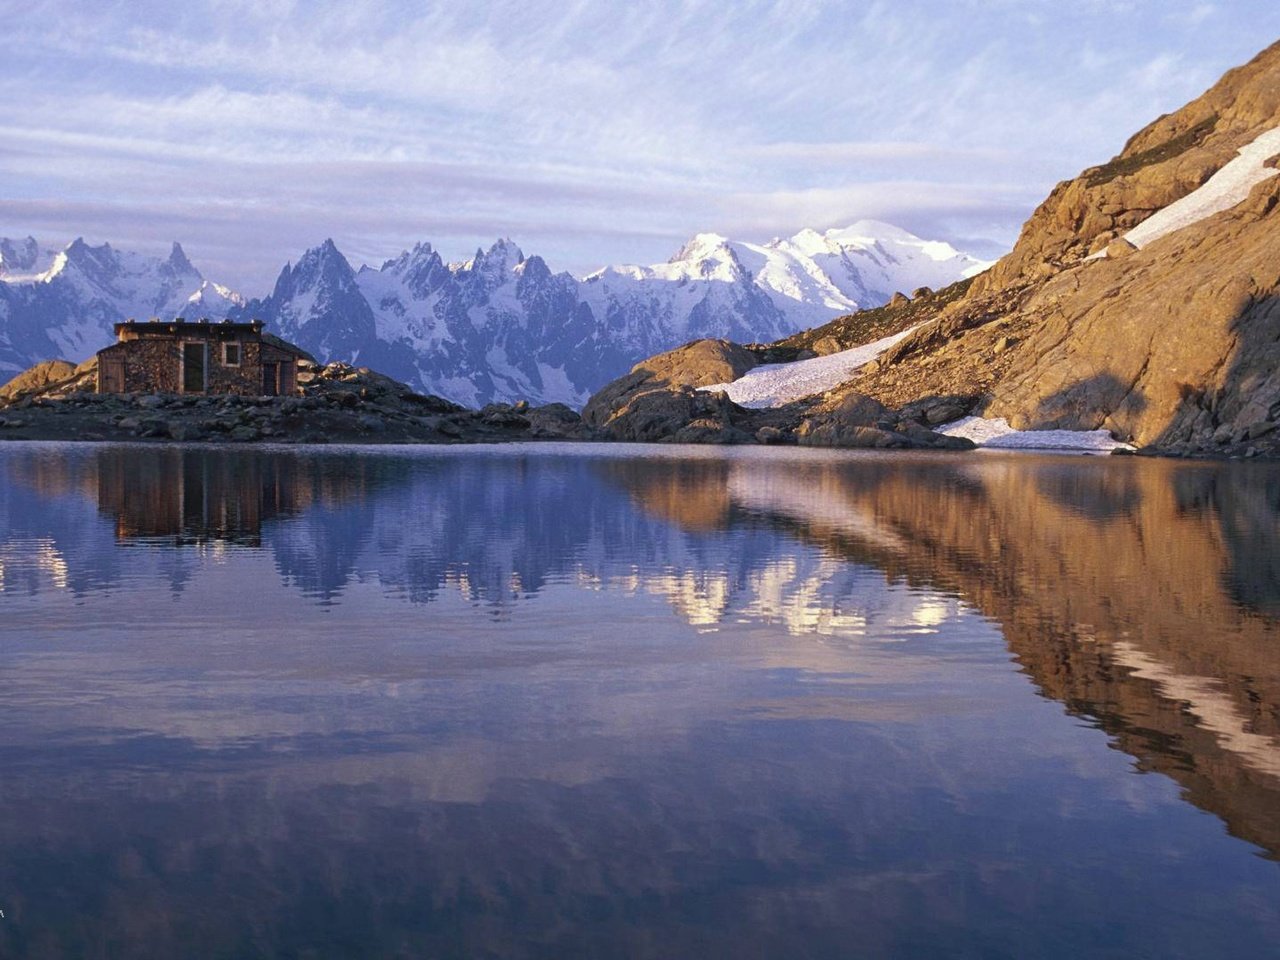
<box><xmin>0</xmin><ymin>442</ymin><xmax>1277</xmax><ymax>959</ymax></box>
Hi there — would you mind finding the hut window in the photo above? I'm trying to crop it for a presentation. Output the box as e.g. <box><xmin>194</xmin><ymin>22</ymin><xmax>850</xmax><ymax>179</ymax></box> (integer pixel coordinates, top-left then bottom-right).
<box><xmin>223</xmin><ymin>343</ymin><xmax>241</xmax><ymax>366</ymax></box>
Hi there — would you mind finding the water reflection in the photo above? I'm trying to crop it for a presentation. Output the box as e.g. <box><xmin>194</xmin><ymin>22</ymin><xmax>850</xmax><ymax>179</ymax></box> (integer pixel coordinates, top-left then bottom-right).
<box><xmin>643</xmin><ymin>455</ymin><xmax>1280</xmax><ymax>858</ymax></box>
<box><xmin>0</xmin><ymin>444</ymin><xmax>1277</xmax><ymax>958</ymax></box>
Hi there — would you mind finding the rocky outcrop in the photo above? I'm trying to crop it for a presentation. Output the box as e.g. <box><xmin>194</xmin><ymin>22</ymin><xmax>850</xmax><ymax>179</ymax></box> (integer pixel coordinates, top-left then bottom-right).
<box><xmin>984</xmin><ymin>174</ymin><xmax>1280</xmax><ymax>451</ymax></box>
<box><xmin>794</xmin><ymin>392</ymin><xmax>973</xmax><ymax>450</ymax></box>
<box><xmin>581</xmin><ymin>336</ymin><xmax>974</xmax><ymax>450</ymax></box>
<box><xmin>0</xmin><ymin>359</ymin><xmax>77</xmax><ymax>401</ymax></box>
<box><xmin>583</xmin><ymin>339</ymin><xmax>757</xmax><ymax>422</ymax></box>
<box><xmin>0</xmin><ymin>360</ymin><xmax>594</xmax><ymax>445</ymax></box>
<box><xmin>581</xmin><ymin>339</ymin><xmax>760</xmax><ymax>442</ymax></box>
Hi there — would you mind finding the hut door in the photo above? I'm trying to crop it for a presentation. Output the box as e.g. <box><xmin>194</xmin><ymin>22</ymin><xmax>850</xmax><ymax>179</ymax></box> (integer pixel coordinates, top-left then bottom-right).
<box><xmin>262</xmin><ymin>362</ymin><xmax>279</xmax><ymax>396</ymax></box>
<box><xmin>182</xmin><ymin>343</ymin><xmax>206</xmax><ymax>393</ymax></box>
<box><xmin>99</xmin><ymin>357</ymin><xmax>124</xmax><ymax>394</ymax></box>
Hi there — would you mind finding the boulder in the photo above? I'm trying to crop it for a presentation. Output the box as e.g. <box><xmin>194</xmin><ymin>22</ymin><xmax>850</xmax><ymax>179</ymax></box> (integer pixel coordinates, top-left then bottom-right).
<box><xmin>526</xmin><ymin>403</ymin><xmax>589</xmax><ymax>439</ymax></box>
<box><xmin>811</xmin><ymin>336</ymin><xmax>844</xmax><ymax>356</ymax></box>
<box><xmin>826</xmin><ymin>392</ymin><xmax>892</xmax><ymax>426</ymax></box>
<box><xmin>1105</xmin><ymin>237</ymin><xmax>1139</xmax><ymax>259</ymax></box>
<box><xmin>898</xmin><ymin>395</ymin><xmax>977</xmax><ymax>426</ymax></box>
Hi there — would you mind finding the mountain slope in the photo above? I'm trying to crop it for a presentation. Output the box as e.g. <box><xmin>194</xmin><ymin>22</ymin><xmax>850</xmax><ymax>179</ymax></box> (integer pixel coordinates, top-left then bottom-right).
<box><xmin>816</xmin><ymin>38</ymin><xmax>1280</xmax><ymax>454</ymax></box>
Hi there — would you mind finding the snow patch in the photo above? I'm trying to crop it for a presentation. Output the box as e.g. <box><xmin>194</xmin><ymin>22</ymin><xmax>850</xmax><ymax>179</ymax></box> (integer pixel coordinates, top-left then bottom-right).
<box><xmin>1123</xmin><ymin>125</ymin><xmax>1280</xmax><ymax>249</ymax></box>
<box><xmin>701</xmin><ymin>325</ymin><xmax>920</xmax><ymax>409</ymax></box>
<box><xmin>937</xmin><ymin>415</ymin><xmax>1133</xmax><ymax>452</ymax></box>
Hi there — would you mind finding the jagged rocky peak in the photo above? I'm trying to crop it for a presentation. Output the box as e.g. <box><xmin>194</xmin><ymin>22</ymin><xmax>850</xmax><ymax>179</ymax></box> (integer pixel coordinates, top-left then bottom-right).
<box><xmin>471</xmin><ymin>238</ymin><xmax>525</xmax><ymax>280</ymax></box>
<box><xmin>58</xmin><ymin>236</ymin><xmax>98</xmax><ymax>273</ymax></box>
<box><xmin>38</xmin><ymin>237</ymin><xmax>205</xmax><ymax>298</ymax></box>
<box><xmin>0</xmin><ymin>236</ymin><xmax>41</xmax><ymax>274</ymax></box>
<box><xmin>378</xmin><ymin>241</ymin><xmax>449</xmax><ymax>296</ymax></box>
<box><xmin>311</xmin><ymin>238</ymin><xmax>349</xmax><ymax>266</ymax></box>
<box><xmin>164</xmin><ymin>241</ymin><xmax>196</xmax><ymax>276</ymax></box>
<box><xmin>514</xmin><ymin>253</ymin><xmax>552</xmax><ymax>284</ymax></box>
<box><xmin>379</xmin><ymin>240</ymin><xmax>436</xmax><ymax>273</ymax></box>
<box><xmin>277</xmin><ymin>239</ymin><xmax>357</xmax><ymax>295</ymax></box>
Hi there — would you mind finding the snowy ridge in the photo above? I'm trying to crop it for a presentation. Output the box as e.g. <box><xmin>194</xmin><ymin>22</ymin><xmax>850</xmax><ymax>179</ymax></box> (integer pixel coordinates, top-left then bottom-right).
<box><xmin>590</xmin><ymin>220</ymin><xmax>992</xmax><ymax>334</ymax></box>
<box><xmin>700</xmin><ymin>325</ymin><xmax>922</xmax><ymax>408</ymax></box>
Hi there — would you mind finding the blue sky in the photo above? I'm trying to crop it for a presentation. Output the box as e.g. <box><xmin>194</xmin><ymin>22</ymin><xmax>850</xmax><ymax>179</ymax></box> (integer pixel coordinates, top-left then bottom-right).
<box><xmin>2</xmin><ymin>0</ymin><xmax>1278</xmax><ymax>289</ymax></box>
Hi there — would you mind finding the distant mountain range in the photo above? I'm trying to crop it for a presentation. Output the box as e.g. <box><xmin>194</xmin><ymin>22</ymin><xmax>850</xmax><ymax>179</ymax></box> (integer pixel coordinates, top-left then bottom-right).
<box><xmin>0</xmin><ymin>223</ymin><xmax>990</xmax><ymax>406</ymax></box>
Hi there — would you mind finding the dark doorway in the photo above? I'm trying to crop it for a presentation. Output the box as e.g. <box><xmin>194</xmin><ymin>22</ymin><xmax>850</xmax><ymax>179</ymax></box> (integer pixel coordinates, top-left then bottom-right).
<box><xmin>182</xmin><ymin>343</ymin><xmax>206</xmax><ymax>393</ymax></box>
<box><xmin>262</xmin><ymin>362</ymin><xmax>279</xmax><ymax>396</ymax></box>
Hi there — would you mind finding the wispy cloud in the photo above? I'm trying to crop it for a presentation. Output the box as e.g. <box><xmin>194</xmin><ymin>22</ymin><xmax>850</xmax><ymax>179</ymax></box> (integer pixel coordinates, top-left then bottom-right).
<box><xmin>1</xmin><ymin>0</ymin><xmax>1276</xmax><ymax>289</ymax></box>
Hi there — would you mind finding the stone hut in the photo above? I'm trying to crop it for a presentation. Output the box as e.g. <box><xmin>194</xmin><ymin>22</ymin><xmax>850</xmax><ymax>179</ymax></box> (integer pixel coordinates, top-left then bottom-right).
<box><xmin>97</xmin><ymin>319</ymin><xmax>306</xmax><ymax>396</ymax></box>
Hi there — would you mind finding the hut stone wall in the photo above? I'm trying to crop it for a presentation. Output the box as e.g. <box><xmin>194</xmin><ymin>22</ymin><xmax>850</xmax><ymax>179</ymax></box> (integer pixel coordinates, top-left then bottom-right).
<box><xmin>97</xmin><ymin>321</ymin><xmax>302</xmax><ymax>396</ymax></box>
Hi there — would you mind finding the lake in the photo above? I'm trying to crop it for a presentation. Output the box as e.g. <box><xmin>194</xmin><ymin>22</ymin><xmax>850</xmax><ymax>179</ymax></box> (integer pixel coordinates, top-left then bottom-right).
<box><xmin>0</xmin><ymin>442</ymin><xmax>1277</xmax><ymax>959</ymax></box>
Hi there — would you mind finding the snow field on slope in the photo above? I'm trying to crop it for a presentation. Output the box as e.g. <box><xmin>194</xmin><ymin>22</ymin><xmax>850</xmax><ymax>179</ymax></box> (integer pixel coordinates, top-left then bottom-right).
<box><xmin>1123</xmin><ymin>125</ymin><xmax>1280</xmax><ymax>249</ymax></box>
<box><xmin>700</xmin><ymin>325</ymin><xmax>920</xmax><ymax>408</ymax></box>
<box><xmin>936</xmin><ymin>416</ymin><xmax>1134</xmax><ymax>452</ymax></box>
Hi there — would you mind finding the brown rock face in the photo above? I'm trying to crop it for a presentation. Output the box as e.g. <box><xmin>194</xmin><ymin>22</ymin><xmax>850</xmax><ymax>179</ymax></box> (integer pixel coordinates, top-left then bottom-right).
<box><xmin>975</xmin><ymin>40</ymin><xmax>1280</xmax><ymax>294</ymax></box>
<box><xmin>985</xmin><ymin>176</ymin><xmax>1280</xmax><ymax>446</ymax></box>
<box><xmin>0</xmin><ymin>359</ymin><xmax>76</xmax><ymax>401</ymax></box>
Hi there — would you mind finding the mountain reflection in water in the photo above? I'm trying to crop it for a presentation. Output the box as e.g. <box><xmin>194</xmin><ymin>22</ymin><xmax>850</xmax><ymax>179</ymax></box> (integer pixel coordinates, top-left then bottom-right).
<box><xmin>0</xmin><ymin>443</ymin><xmax>1276</xmax><ymax>959</ymax></box>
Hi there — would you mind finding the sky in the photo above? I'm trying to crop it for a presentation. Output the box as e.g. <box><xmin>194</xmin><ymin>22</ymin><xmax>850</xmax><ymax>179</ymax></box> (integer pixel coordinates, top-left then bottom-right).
<box><xmin>1</xmin><ymin>0</ymin><xmax>1278</xmax><ymax>291</ymax></box>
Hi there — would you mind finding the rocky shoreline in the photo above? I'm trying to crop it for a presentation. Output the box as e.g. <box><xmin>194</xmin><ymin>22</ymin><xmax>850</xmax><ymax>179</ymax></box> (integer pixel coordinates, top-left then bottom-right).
<box><xmin>1</xmin><ymin>346</ymin><xmax>1274</xmax><ymax>458</ymax></box>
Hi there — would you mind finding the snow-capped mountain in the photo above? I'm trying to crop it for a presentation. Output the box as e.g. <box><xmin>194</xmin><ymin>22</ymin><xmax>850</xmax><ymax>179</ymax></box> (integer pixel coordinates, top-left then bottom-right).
<box><xmin>0</xmin><ymin>222</ymin><xmax>990</xmax><ymax>405</ymax></box>
<box><xmin>242</xmin><ymin>222</ymin><xmax>989</xmax><ymax>406</ymax></box>
<box><xmin>0</xmin><ymin>237</ymin><xmax>245</xmax><ymax>376</ymax></box>
<box><xmin>592</xmin><ymin>221</ymin><xmax>989</xmax><ymax>333</ymax></box>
